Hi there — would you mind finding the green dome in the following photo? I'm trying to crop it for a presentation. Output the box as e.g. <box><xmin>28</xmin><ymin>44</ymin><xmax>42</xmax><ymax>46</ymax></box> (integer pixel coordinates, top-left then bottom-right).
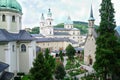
<box><xmin>0</xmin><ymin>0</ymin><xmax>22</xmax><ymax>13</ymax></box>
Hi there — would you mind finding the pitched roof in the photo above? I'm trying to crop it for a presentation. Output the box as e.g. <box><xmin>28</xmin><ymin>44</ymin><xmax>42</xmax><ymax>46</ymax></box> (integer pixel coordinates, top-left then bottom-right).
<box><xmin>36</xmin><ymin>37</ymin><xmax>78</xmax><ymax>44</ymax></box>
<box><xmin>0</xmin><ymin>29</ymin><xmax>35</xmax><ymax>42</ymax></box>
<box><xmin>31</xmin><ymin>34</ymin><xmax>45</xmax><ymax>37</ymax></box>
<box><xmin>54</xmin><ymin>32</ymin><xmax>70</xmax><ymax>36</ymax></box>
<box><xmin>54</xmin><ymin>28</ymin><xmax>79</xmax><ymax>31</ymax></box>
<box><xmin>0</xmin><ymin>71</ymin><xmax>14</xmax><ymax>80</ymax></box>
<box><xmin>17</xmin><ymin>30</ymin><xmax>35</xmax><ymax>41</ymax></box>
<box><xmin>0</xmin><ymin>62</ymin><xmax>9</xmax><ymax>72</ymax></box>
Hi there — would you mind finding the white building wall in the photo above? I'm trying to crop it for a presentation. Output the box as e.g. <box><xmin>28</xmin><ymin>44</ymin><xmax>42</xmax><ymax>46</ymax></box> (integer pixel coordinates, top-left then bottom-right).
<box><xmin>19</xmin><ymin>43</ymin><xmax>30</xmax><ymax>74</ymax></box>
<box><xmin>0</xmin><ymin>11</ymin><xmax>22</xmax><ymax>33</ymax></box>
<box><xmin>84</xmin><ymin>36</ymin><xmax>96</xmax><ymax>66</ymax></box>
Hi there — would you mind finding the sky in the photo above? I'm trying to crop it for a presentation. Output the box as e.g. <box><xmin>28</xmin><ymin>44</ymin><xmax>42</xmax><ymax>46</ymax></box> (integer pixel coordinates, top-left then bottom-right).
<box><xmin>17</xmin><ymin>0</ymin><xmax>120</xmax><ymax>29</ymax></box>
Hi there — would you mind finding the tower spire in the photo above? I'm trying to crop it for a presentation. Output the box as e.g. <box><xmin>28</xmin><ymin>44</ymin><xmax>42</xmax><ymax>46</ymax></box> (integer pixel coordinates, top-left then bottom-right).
<box><xmin>89</xmin><ymin>4</ymin><xmax>95</xmax><ymax>21</ymax></box>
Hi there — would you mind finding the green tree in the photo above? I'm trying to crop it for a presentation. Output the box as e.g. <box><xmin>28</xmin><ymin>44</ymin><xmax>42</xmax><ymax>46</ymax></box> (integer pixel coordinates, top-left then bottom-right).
<box><xmin>29</xmin><ymin>27</ymin><xmax>39</xmax><ymax>34</ymax></box>
<box><xmin>45</xmin><ymin>48</ymin><xmax>50</xmax><ymax>59</ymax></box>
<box><xmin>93</xmin><ymin>0</ymin><xmax>120</xmax><ymax>79</ymax></box>
<box><xmin>30</xmin><ymin>52</ymin><xmax>45</xmax><ymax>80</ymax></box>
<box><xmin>66</xmin><ymin>44</ymin><xmax>76</xmax><ymax>61</ymax></box>
<box><xmin>55</xmin><ymin>64</ymin><xmax>66</xmax><ymax>80</ymax></box>
<box><xmin>30</xmin><ymin>51</ymin><xmax>56</xmax><ymax>80</ymax></box>
<box><xmin>59</xmin><ymin>50</ymin><xmax>64</xmax><ymax>62</ymax></box>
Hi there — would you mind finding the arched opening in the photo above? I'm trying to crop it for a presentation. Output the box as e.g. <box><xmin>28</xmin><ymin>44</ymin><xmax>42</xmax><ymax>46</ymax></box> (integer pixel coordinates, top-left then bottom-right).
<box><xmin>89</xmin><ymin>58</ymin><xmax>93</xmax><ymax>65</ymax></box>
<box><xmin>78</xmin><ymin>51</ymin><xmax>80</xmax><ymax>54</ymax></box>
<box><xmin>21</xmin><ymin>44</ymin><xmax>26</xmax><ymax>52</ymax></box>
<box><xmin>88</xmin><ymin>55</ymin><xmax>93</xmax><ymax>65</ymax></box>
<box><xmin>12</xmin><ymin>16</ymin><xmax>15</xmax><ymax>22</ymax></box>
<box><xmin>2</xmin><ymin>15</ymin><xmax>6</xmax><ymax>21</ymax></box>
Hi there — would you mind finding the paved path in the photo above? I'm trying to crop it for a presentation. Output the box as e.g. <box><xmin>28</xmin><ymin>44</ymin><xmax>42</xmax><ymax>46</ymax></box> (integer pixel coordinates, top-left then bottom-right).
<box><xmin>75</xmin><ymin>65</ymin><xmax>95</xmax><ymax>80</ymax></box>
<box><xmin>62</xmin><ymin>56</ymin><xmax>95</xmax><ymax>80</ymax></box>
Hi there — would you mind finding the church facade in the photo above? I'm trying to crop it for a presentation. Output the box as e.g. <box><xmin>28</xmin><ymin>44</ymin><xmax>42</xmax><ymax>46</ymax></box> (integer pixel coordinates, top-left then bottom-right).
<box><xmin>33</xmin><ymin>9</ymin><xmax>85</xmax><ymax>52</ymax></box>
<box><xmin>0</xmin><ymin>0</ymin><xmax>36</xmax><ymax>74</ymax></box>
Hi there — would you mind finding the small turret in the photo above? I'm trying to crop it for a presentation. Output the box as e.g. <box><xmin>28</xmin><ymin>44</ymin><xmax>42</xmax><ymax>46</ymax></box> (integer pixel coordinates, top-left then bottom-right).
<box><xmin>40</xmin><ymin>13</ymin><xmax>45</xmax><ymax>34</ymax></box>
<box><xmin>46</xmin><ymin>8</ymin><xmax>53</xmax><ymax>26</ymax></box>
<box><xmin>64</xmin><ymin>16</ymin><xmax>73</xmax><ymax>29</ymax></box>
<box><xmin>40</xmin><ymin>13</ymin><xmax>45</xmax><ymax>27</ymax></box>
<box><xmin>47</xmin><ymin>8</ymin><xmax>52</xmax><ymax>18</ymax></box>
<box><xmin>41</xmin><ymin>13</ymin><xmax>45</xmax><ymax>22</ymax></box>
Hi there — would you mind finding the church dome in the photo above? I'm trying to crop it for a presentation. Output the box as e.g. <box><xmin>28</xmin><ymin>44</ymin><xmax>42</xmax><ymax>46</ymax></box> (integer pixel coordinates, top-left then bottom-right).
<box><xmin>64</xmin><ymin>16</ymin><xmax>73</xmax><ymax>25</ymax></box>
<box><xmin>0</xmin><ymin>0</ymin><xmax>22</xmax><ymax>13</ymax></box>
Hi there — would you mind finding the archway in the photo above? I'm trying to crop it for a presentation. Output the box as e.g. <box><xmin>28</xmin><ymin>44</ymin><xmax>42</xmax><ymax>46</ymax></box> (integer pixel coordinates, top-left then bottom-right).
<box><xmin>88</xmin><ymin>55</ymin><xmax>93</xmax><ymax>65</ymax></box>
<box><xmin>89</xmin><ymin>58</ymin><xmax>93</xmax><ymax>65</ymax></box>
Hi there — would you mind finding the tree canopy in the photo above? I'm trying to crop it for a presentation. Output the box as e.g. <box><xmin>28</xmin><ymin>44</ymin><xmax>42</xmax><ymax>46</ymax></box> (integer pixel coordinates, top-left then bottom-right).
<box><xmin>93</xmin><ymin>0</ymin><xmax>120</xmax><ymax>79</ymax></box>
<box><xmin>66</xmin><ymin>44</ymin><xmax>76</xmax><ymax>61</ymax></box>
<box><xmin>30</xmin><ymin>51</ymin><xmax>56</xmax><ymax>80</ymax></box>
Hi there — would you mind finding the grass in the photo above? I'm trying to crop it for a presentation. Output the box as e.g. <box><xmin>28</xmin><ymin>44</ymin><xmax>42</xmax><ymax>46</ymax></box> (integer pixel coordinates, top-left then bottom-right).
<box><xmin>21</xmin><ymin>75</ymin><xmax>29</xmax><ymax>80</ymax></box>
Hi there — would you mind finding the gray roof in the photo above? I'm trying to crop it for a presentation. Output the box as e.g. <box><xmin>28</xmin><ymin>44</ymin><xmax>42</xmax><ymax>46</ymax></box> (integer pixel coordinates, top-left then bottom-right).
<box><xmin>75</xmin><ymin>47</ymin><xmax>84</xmax><ymax>51</ymax></box>
<box><xmin>36</xmin><ymin>38</ymin><xmax>78</xmax><ymax>44</ymax></box>
<box><xmin>54</xmin><ymin>28</ymin><xmax>79</xmax><ymax>31</ymax></box>
<box><xmin>0</xmin><ymin>29</ymin><xmax>35</xmax><ymax>42</ymax></box>
<box><xmin>54</xmin><ymin>32</ymin><xmax>70</xmax><ymax>36</ymax></box>
<box><xmin>0</xmin><ymin>71</ymin><xmax>14</xmax><ymax>80</ymax></box>
<box><xmin>31</xmin><ymin>34</ymin><xmax>45</xmax><ymax>37</ymax></box>
<box><xmin>0</xmin><ymin>62</ymin><xmax>9</xmax><ymax>72</ymax></box>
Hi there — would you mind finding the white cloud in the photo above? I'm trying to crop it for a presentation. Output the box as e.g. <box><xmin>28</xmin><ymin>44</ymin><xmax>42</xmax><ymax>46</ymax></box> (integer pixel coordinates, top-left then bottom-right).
<box><xmin>17</xmin><ymin>0</ymin><xmax>120</xmax><ymax>29</ymax></box>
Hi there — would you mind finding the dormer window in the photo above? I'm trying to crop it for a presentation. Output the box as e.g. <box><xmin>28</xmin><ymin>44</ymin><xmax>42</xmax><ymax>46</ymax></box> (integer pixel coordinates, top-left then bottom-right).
<box><xmin>2</xmin><ymin>15</ymin><xmax>6</xmax><ymax>22</ymax></box>
<box><xmin>12</xmin><ymin>16</ymin><xmax>15</xmax><ymax>22</ymax></box>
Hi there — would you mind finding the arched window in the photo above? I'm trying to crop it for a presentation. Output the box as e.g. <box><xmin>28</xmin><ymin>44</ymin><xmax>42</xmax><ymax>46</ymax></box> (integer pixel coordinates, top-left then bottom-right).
<box><xmin>21</xmin><ymin>44</ymin><xmax>26</xmax><ymax>52</ymax></box>
<box><xmin>12</xmin><ymin>45</ymin><xmax>15</xmax><ymax>52</ymax></box>
<box><xmin>50</xmin><ymin>22</ymin><xmax>51</xmax><ymax>25</ymax></box>
<box><xmin>12</xmin><ymin>16</ymin><xmax>15</xmax><ymax>22</ymax></box>
<box><xmin>2</xmin><ymin>15</ymin><xmax>6</xmax><ymax>21</ymax></box>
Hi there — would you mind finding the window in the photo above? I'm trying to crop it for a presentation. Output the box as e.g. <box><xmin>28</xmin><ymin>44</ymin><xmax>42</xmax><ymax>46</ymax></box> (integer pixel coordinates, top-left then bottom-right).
<box><xmin>73</xmin><ymin>32</ymin><xmax>75</xmax><ymax>35</ymax></box>
<box><xmin>68</xmin><ymin>26</ymin><xmax>69</xmax><ymax>28</ymax></box>
<box><xmin>19</xmin><ymin>17</ymin><xmax>21</xmax><ymax>23</ymax></box>
<box><xmin>12</xmin><ymin>16</ymin><xmax>15</xmax><ymax>22</ymax></box>
<box><xmin>2</xmin><ymin>15</ymin><xmax>6</xmax><ymax>21</ymax></box>
<box><xmin>50</xmin><ymin>22</ymin><xmax>51</xmax><ymax>25</ymax></box>
<box><xmin>21</xmin><ymin>44</ymin><xmax>26</xmax><ymax>52</ymax></box>
<box><xmin>12</xmin><ymin>45</ymin><xmax>15</xmax><ymax>52</ymax></box>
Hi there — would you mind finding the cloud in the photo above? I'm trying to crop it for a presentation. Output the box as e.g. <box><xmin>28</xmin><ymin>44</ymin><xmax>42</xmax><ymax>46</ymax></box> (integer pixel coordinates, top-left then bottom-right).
<box><xmin>17</xmin><ymin>0</ymin><xmax>120</xmax><ymax>29</ymax></box>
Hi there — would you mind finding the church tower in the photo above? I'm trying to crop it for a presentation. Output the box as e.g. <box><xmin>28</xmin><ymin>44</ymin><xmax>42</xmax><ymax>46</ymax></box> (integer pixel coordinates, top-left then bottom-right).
<box><xmin>88</xmin><ymin>5</ymin><xmax>95</xmax><ymax>35</ymax></box>
<box><xmin>64</xmin><ymin>16</ymin><xmax>73</xmax><ymax>29</ymax></box>
<box><xmin>84</xmin><ymin>5</ymin><xmax>96</xmax><ymax>66</ymax></box>
<box><xmin>40</xmin><ymin>13</ymin><xmax>45</xmax><ymax>34</ymax></box>
<box><xmin>40</xmin><ymin>9</ymin><xmax>54</xmax><ymax>36</ymax></box>
<box><xmin>46</xmin><ymin>8</ymin><xmax>54</xmax><ymax>36</ymax></box>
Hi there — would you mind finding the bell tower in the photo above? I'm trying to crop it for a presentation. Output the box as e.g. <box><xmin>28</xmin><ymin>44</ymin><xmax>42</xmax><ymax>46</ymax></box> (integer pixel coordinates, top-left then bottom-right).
<box><xmin>40</xmin><ymin>13</ymin><xmax>45</xmax><ymax>34</ymax></box>
<box><xmin>45</xmin><ymin>8</ymin><xmax>54</xmax><ymax>36</ymax></box>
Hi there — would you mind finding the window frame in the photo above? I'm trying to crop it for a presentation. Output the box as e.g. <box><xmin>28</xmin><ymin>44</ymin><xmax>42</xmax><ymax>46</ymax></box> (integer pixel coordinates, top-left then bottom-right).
<box><xmin>21</xmin><ymin>44</ymin><xmax>26</xmax><ymax>52</ymax></box>
<box><xmin>12</xmin><ymin>15</ymin><xmax>15</xmax><ymax>22</ymax></box>
<box><xmin>2</xmin><ymin>14</ymin><xmax>6</xmax><ymax>22</ymax></box>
